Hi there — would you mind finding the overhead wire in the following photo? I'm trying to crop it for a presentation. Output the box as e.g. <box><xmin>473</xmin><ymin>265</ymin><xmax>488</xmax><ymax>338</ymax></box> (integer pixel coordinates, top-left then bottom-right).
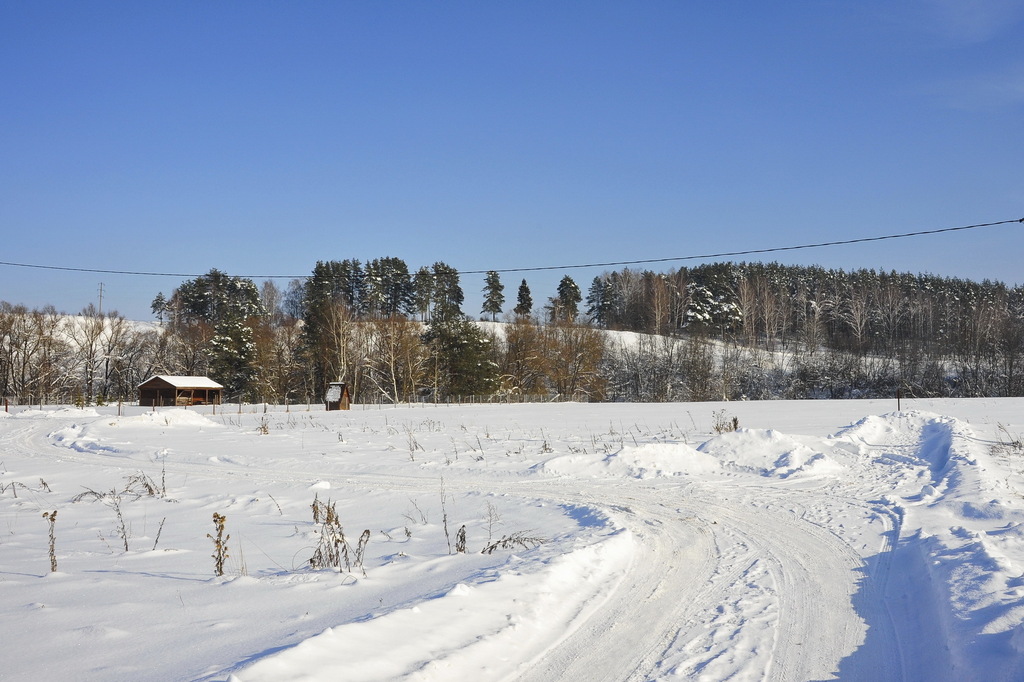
<box><xmin>0</xmin><ymin>216</ymin><xmax>1020</xmax><ymax>280</ymax></box>
<box><xmin>461</xmin><ymin>217</ymin><xmax>1024</xmax><ymax>274</ymax></box>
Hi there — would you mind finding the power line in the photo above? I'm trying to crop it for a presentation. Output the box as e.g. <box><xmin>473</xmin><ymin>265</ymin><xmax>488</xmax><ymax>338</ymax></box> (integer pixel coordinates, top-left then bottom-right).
<box><xmin>0</xmin><ymin>261</ymin><xmax>198</xmax><ymax>278</ymax></box>
<box><xmin>463</xmin><ymin>217</ymin><xmax>1023</xmax><ymax>274</ymax></box>
<box><xmin>0</xmin><ymin>217</ymin><xmax>1020</xmax><ymax>280</ymax></box>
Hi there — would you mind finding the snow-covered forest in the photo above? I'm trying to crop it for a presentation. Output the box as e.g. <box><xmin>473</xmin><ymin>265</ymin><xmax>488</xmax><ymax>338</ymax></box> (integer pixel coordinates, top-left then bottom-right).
<box><xmin>2</xmin><ymin>259</ymin><xmax>1022</xmax><ymax>405</ymax></box>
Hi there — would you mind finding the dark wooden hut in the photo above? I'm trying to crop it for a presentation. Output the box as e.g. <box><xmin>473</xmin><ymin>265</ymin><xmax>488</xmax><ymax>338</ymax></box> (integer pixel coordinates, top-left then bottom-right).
<box><xmin>139</xmin><ymin>376</ymin><xmax>223</xmax><ymax>407</ymax></box>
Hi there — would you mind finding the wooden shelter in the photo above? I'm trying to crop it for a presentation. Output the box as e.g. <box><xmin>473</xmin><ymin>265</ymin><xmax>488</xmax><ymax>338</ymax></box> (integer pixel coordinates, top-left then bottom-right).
<box><xmin>139</xmin><ymin>376</ymin><xmax>223</xmax><ymax>407</ymax></box>
<box><xmin>325</xmin><ymin>382</ymin><xmax>352</xmax><ymax>411</ymax></box>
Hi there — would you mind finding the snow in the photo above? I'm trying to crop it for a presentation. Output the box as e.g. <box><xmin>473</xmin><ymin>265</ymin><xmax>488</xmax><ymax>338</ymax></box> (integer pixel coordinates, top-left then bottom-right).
<box><xmin>142</xmin><ymin>375</ymin><xmax>225</xmax><ymax>389</ymax></box>
<box><xmin>3</xmin><ymin>398</ymin><xmax>1024</xmax><ymax>681</ymax></box>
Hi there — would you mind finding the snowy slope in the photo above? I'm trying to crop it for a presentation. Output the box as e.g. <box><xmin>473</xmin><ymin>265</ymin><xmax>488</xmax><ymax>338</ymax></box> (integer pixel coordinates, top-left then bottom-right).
<box><xmin>2</xmin><ymin>398</ymin><xmax>1024</xmax><ymax>681</ymax></box>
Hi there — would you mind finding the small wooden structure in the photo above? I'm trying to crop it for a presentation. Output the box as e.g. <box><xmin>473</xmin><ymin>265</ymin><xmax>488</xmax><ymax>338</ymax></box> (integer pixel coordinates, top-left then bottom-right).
<box><xmin>325</xmin><ymin>382</ymin><xmax>352</xmax><ymax>411</ymax></box>
<box><xmin>139</xmin><ymin>376</ymin><xmax>223</xmax><ymax>407</ymax></box>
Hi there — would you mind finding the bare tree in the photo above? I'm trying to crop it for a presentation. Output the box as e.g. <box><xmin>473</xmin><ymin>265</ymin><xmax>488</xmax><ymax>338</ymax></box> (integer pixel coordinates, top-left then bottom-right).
<box><xmin>65</xmin><ymin>306</ymin><xmax>106</xmax><ymax>403</ymax></box>
<box><xmin>365</xmin><ymin>316</ymin><xmax>426</xmax><ymax>403</ymax></box>
<box><xmin>497</xmin><ymin>315</ymin><xmax>548</xmax><ymax>396</ymax></box>
<box><xmin>544</xmin><ymin>321</ymin><xmax>606</xmax><ymax>399</ymax></box>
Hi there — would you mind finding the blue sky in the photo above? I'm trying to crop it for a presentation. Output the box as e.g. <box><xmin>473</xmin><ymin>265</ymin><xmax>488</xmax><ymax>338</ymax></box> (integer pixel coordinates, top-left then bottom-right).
<box><xmin>2</xmin><ymin>1</ymin><xmax>1022</xmax><ymax>320</ymax></box>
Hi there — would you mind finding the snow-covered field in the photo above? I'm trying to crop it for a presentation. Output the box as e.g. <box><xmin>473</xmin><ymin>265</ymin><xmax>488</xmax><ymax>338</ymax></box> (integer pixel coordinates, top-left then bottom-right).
<box><xmin>3</xmin><ymin>398</ymin><xmax>1024</xmax><ymax>681</ymax></box>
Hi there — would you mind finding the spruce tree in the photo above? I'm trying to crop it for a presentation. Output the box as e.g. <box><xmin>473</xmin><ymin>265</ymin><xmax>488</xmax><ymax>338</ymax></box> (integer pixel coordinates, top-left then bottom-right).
<box><xmin>555</xmin><ymin>275</ymin><xmax>582</xmax><ymax>322</ymax></box>
<box><xmin>586</xmin><ymin>276</ymin><xmax>612</xmax><ymax>327</ymax></box>
<box><xmin>422</xmin><ymin>316</ymin><xmax>497</xmax><ymax>398</ymax></box>
<box><xmin>208</xmin><ymin>319</ymin><xmax>257</xmax><ymax>398</ymax></box>
<box><xmin>514</xmin><ymin>279</ymin><xmax>533</xmax><ymax>317</ymax></box>
<box><xmin>482</xmin><ymin>271</ymin><xmax>505</xmax><ymax>321</ymax></box>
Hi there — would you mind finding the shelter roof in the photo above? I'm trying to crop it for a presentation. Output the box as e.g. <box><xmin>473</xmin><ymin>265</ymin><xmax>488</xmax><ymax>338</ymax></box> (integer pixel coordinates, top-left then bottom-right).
<box><xmin>139</xmin><ymin>376</ymin><xmax>224</xmax><ymax>389</ymax></box>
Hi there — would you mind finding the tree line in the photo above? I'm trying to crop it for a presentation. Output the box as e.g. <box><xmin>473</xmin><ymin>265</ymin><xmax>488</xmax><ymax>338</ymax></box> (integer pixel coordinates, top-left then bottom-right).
<box><xmin>2</xmin><ymin>258</ymin><xmax>1022</xmax><ymax>404</ymax></box>
<box><xmin>589</xmin><ymin>262</ymin><xmax>1024</xmax><ymax>400</ymax></box>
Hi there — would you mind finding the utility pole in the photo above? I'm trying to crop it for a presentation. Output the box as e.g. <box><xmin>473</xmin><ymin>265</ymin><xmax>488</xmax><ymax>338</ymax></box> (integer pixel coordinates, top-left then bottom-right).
<box><xmin>98</xmin><ymin>282</ymin><xmax>105</xmax><ymax>315</ymax></box>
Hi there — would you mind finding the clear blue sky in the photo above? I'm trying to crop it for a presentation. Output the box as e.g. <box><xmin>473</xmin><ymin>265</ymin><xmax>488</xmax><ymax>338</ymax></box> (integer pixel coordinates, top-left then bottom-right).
<box><xmin>2</xmin><ymin>1</ymin><xmax>1022</xmax><ymax>320</ymax></box>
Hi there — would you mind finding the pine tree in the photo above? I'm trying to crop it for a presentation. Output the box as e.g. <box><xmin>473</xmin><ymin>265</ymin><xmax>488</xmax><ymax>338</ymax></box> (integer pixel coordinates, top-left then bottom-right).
<box><xmin>150</xmin><ymin>292</ymin><xmax>167</xmax><ymax>323</ymax></box>
<box><xmin>430</xmin><ymin>262</ymin><xmax>464</xmax><ymax>323</ymax></box>
<box><xmin>171</xmin><ymin>269</ymin><xmax>264</xmax><ymax>326</ymax></box>
<box><xmin>514</xmin><ymin>279</ymin><xmax>533</xmax><ymax>317</ymax></box>
<box><xmin>412</xmin><ymin>266</ymin><xmax>434</xmax><ymax>322</ymax></box>
<box><xmin>335</xmin><ymin>259</ymin><xmax>366</xmax><ymax>315</ymax></box>
<box><xmin>481</xmin><ymin>271</ymin><xmax>505</xmax><ymax>322</ymax></box>
<box><xmin>365</xmin><ymin>257</ymin><xmax>413</xmax><ymax>318</ymax></box>
<box><xmin>300</xmin><ymin>261</ymin><xmax>364</xmax><ymax>397</ymax></box>
<box><xmin>166</xmin><ymin>269</ymin><xmax>266</xmax><ymax>399</ymax></box>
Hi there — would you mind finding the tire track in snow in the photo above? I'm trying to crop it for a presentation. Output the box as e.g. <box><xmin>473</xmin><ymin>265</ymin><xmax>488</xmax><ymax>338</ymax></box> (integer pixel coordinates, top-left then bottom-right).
<box><xmin>711</xmin><ymin>499</ymin><xmax>864</xmax><ymax>680</ymax></box>
<box><xmin>705</xmin><ymin>478</ymin><xmax>908</xmax><ymax>681</ymax></box>
<box><xmin>510</xmin><ymin>487</ymin><xmax>721</xmax><ymax>682</ymax></box>
<box><xmin>513</xmin><ymin>479</ymin><xmax>891</xmax><ymax>682</ymax></box>
<box><xmin>7</xmin><ymin>411</ymin><xmax>908</xmax><ymax>680</ymax></box>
